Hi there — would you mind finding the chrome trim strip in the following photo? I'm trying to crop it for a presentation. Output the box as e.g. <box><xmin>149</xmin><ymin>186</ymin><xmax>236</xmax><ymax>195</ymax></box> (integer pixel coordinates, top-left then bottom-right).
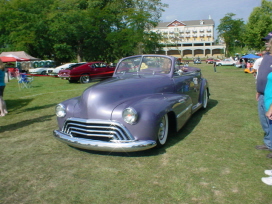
<box><xmin>176</xmin><ymin>104</ymin><xmax>192</xmax><ymax>119</ymax></box>
<box><xmin>63</xmin><ymin>118</ymin><xmax>134</xmax><ymax>140</ymax></box>
<box><xmin>192</xmin><ymin>103</ymin><xmax>201</xmax><ymax>111</ymax></box>
<box><xmin>70</xmin><ymin>130</ymin><xmax>114</xmax><ymax>139</ymax></box>
<box><xmin>53</xmin><ymin>130</ymin><xmax>157</xmax><ymax>152</ymax></box>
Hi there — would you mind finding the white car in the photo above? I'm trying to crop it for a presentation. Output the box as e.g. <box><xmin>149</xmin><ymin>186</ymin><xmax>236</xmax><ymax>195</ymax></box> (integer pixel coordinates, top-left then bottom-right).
<box><xmin>216</xmin><ymin>58</ymin><xmax>235</xmax><ymax>66</ymax></box>
<box><xmin>28</xmin><ymin>67</ymin><xmax>54</xmax><ymax>75</ymax></box>
<box><xmin>46</xmin><ymin>63</ymin><xmax>76</xmax><ymax>76</ymax></box>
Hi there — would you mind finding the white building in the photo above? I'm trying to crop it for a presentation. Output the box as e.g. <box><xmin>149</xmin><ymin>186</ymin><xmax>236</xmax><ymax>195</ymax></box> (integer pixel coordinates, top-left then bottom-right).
<box><xmin>151</xmin><ymin>19</ymin><xmax>225</xmax><ymax>58</ymax></box>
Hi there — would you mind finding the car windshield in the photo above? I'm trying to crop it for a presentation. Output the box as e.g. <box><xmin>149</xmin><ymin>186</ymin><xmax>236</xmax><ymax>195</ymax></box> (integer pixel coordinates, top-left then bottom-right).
<box><xmin>115</xmin><ymin>56</ymin><xmax>172</xmax><ymax>75</ymax></box>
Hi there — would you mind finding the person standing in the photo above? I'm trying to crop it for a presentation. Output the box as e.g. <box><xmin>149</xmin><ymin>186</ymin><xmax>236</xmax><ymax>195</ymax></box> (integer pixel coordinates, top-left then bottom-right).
<box><xmin>213</xmin><ymin>61</ymin><xmax>217</xmax><ymax>72</ymax></box>
<box><xmin>256</xmin><ymin>32</ymin><xmax>272</xmax><ymax>151</ymax></box>
<box><xmin>0</xmin><ymin>59</ymin><xmax>8</xmax><ymax>116</ymax></box>
<box><xmin>253</xmin><ymin>51</ymin><xmax>265</xmax><ymax>79</ymax></box>
<box><xmin>261</xmin><ymin>54</ymin><xmax>272</xmax><ymax>185</ymax></box>
<box><xmin>264</xmin><ymin>67</ymin><xmax>272</xmax><ymax>158</ymax></box>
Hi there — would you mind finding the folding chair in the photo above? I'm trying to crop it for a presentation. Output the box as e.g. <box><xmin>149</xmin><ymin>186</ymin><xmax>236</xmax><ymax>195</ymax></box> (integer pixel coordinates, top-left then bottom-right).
<box><xmin>18</xmin><ymin>73</ymin><xmax>33</xmax><ymax>89</ymax></box>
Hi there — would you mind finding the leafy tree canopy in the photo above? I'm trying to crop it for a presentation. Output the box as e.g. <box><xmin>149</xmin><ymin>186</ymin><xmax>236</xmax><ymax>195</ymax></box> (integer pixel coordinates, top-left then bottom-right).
<box><xmin>244</xmin><ymin>0</ymin><xmax>272</xmax><ymax>51</ymax></box>
<box><xmin>0</xmin><ymin>0</ymin><xmax>167</xmax><ymax>64</ymax></box>
<box><xmin>217</xmin><ymin>13</ymin><xmax>245</xmax><ymax>57</ymax></box>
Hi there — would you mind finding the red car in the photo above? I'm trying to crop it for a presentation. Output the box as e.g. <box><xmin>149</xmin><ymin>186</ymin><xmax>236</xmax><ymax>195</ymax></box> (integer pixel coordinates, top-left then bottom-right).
<box><xmin>205</xmin><ymin>58</ymin><xmax>219</xmax><ymax>64</ymax></box>
<box><xmin>58</xmin><ymin>61</ymin><xmax>115</xmax><ymax>83</ymax></box>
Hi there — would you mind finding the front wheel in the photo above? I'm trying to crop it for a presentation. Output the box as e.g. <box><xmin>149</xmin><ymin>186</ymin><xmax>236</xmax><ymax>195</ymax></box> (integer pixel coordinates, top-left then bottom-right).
<box><xmin>202</xmin><ymin>88</ymin><xmax>209</xmax><ymax>109</ymax></box>
<box><xmin>156</xmin><ymin>114</ymin><xmax>169</xmax><ymax>146</ymax></box>
<box><xmin>80</xmin><ymin>74</ymin><xmax>91</xmax><ymax>84</ymax></box>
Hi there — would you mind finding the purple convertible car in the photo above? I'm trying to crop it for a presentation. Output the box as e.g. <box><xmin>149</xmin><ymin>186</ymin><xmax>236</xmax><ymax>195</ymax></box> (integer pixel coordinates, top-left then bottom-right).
<box><xmin>53</xmin><ymin>55</ymin><xmax>209</xmax><ymax>152</ymax></box>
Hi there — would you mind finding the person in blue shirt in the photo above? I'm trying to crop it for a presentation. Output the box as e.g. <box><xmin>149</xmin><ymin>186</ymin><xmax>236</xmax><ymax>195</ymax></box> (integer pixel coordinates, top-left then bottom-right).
<box><xmin>0</xmin><ymin>59</ymin><xmax>8</xmax><ymax>116</ymax></box>
<box><xmin>261</xmin><ymin>63</ymin><xmax>272</xmax><ymax>185</ymax></box>
<box><xmin>265</xmin><ymin>71</ymin><xmax>272</xmax><ymax>157</ymax></box>
<box><xmin>255</xmin><ymin>32</ymin><xmax>272</xmax><ymax>151</ymax></box>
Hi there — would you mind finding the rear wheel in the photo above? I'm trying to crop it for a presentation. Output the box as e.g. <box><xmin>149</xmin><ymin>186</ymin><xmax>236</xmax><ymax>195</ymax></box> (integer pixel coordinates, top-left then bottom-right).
<box><xmin>156</xmin><ymin>114</ymin><xmax>169</xmax><ymax>146</ymax></box>
<box><xmin>80</xmin><ymin>74</ymin><xmax>91</xmax><ymax>84</ymax></box>
<box><xmin>41</xmin><ymin>71</ymin><xmax>46</xmax><ymax>75</ymax></box>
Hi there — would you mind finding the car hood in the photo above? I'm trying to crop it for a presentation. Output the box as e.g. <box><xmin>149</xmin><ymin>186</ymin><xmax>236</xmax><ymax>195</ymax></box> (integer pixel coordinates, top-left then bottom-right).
<box><xmin>73</xmin><ymin>74</ymin><xmax>174</xmax><ymax>119</ymax></box>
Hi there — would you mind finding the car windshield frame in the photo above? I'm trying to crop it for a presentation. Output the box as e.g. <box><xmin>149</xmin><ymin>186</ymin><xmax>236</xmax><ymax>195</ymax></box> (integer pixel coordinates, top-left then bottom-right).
<box><xmin>115</xmin><ymin>56</ymin><xmax>172</xmax><ymax>75</ymax></box>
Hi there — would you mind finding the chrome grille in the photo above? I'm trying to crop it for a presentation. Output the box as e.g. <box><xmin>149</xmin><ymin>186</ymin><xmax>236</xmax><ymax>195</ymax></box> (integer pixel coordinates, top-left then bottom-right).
<box><xmin>62</xmin><ymin>118</ymin><xmax>134</xmax><ymax>141</ymax></box>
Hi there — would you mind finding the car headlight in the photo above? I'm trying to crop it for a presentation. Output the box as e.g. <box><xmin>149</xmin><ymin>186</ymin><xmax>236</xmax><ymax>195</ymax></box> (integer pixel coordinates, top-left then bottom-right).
<box><xmin>55</xmin><ymin>104</ymin><xmax>66</xmax><ymax>117</ymax></box>
<box><xmin>122</xmin><ymin>107</ymin><xmax>138</xmax><ymax>124</ymax></box>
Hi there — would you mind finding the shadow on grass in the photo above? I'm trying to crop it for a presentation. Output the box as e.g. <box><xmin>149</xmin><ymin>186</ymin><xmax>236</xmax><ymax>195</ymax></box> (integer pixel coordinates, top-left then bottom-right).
<box><xmin>75</xmin><ymin>99</ymin><xmax>218</xmax><ymax>157</ymax></box>
<box><xmin>6</xmin><ymin>98</ymin><xmax>57</xmax><ymax>114</ymax></box>
<box><xmin>6</xmin><ymin>98</ymin><xmax>33</xmax><ymax>112</ymax></box>
<box><xmin>16</xmin><ymin>103</ymin><xmax>58</xmax><ymax>114</ymax></box>
<box><xmin>0</xmin><ymin>114</ymin><xmax>55</xmax><ymax>134</ymax></box>
<box><xmin>165</xmin><ymin>98</ymin><xmax>218</xmax><ymax>149</ymax></box>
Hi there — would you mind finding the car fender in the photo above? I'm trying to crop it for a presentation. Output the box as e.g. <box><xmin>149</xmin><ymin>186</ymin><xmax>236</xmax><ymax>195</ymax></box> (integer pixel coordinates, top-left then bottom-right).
<box><xmin>111</xmin><ymin>93</ymin><xmax>193</xmax><ymax>141</ymax></box>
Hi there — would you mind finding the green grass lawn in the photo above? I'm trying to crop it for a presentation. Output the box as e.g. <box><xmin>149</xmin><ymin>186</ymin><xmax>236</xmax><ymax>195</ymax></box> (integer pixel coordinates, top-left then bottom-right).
<box><xmin>1</xmin><ymin>65</ymin><xmax>272</xmax><ymax>204</ymax></box>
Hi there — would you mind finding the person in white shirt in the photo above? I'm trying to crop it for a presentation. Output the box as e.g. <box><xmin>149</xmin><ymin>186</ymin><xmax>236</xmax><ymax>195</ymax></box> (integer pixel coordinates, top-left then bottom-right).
<box><xmin>252</xmin><ymin>55</ymin><xmax>264</xmax><ymax>79</ymax></box>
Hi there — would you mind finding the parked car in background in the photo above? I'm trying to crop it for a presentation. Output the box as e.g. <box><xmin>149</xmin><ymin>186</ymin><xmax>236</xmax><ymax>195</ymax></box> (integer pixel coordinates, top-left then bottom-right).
<box><xmin>206</xmin><ymin>58</ymin><xmax>214</xmax><ymax>64</ymax></box>
<box><xmin>235</xmin><ymin>61</ymin><xmax>243</xmax><ymax>68</ymax></box>
<box><xmin>47</xmin><ymin>63</ymin><xmax>77</xmax><ymax>76</ymax></box>
<box><xmin>58</xmin><ymin>61</ymin><xmax>115</xmax><ymax>83</ymax></box>
<box><xmin>216</xmin><ymin>58</ymin><xmax>235</xmax><ymax>66</ymax></box>
<box><xmin>205</xmin><ymin>58</ymin><xmax>219</xmax><ymax>64</ymax></box>
<box><xmin>28</xmin><ymin>60</ymin><xmax>55</xmax><ymax>75</ymax></box>
<box><xmin>28</xmin><ymin>67</ymin><xmax>52</xmax><ymax>75</ymax></box>
<box><xmin>193</xmin><ymin>58</ymin><xmax>201</xmax><ymax>64</ymax></box>
<box><xmin>53</xmin><ymin>54</ymin><xmax>210</xmax><ymax>152</ymax></box>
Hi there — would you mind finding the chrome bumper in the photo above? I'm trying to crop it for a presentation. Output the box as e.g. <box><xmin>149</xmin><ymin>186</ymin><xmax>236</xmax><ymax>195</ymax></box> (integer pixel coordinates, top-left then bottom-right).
<box><xmin>53</xmin><ymin>130</ymin><xmax>157</xmax><ymax>152</ymax></box>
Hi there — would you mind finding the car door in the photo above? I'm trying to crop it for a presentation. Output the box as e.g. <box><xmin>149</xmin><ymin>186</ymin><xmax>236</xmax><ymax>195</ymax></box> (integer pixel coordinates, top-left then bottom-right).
<box><xmin>171</xmin><ymin>61</ymin><xmax>200</xmax><ymax>128</ymax></box>
<box><xmin>90</xmin><ymin>62</ymin><xmax>114</xmax><ymax>79</ymax></box>
<box><xmin>172</xmin><ymin>62</ymin><xmax>201</xmax><ymax>108</ymax></box>
<box><xmin>88</xmin><ymin>63</ymin><xmax>103</xmax><ymax>78</ymax></box>
<box><xmin>99</xmin><ymin>62</ymin><xmax>115</xmax><ymax>78</ymax></box>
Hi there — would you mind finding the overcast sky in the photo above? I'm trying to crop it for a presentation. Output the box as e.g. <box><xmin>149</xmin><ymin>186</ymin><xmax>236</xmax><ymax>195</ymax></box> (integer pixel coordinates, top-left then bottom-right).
<box><xmin>160</xmin><ymin>0</ymin><xmax>268</xmax><ymax>37</ymax></box>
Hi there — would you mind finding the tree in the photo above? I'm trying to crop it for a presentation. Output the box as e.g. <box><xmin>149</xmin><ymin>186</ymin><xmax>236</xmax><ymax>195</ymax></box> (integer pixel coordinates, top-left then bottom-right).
<box><xmin>244</xmin><ymin>0</ymin><xmax>272</xmax><ymax>51</ymax></box>
<box><xmin>0</xmin><ymin>0</ymin><xmax>54</xmax><ymax>58</ymax></box>
<box><xmin>104</xmin><ymin>0</ymin><xmax>166</xmax><ymax>60</ymax></box>
<box><xmin>0</xmin><ymin>0</ymin><xmax>166</xmax><ymax>63</ymax></box>
<box><xmin>217</xmin><ymin>13</ymin><xmax>245</xmax><ymax>57</ymax></box>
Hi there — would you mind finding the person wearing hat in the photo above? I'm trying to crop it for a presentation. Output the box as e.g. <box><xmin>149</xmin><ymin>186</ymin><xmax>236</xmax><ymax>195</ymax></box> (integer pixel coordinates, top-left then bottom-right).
<box><xmin>255</xmin><ymin>32</ymin><xmax>272</xmax><ymax>156</ymax></box>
